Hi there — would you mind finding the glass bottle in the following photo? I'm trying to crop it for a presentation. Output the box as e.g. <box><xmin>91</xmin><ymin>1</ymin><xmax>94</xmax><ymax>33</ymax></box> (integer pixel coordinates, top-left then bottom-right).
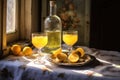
<box><xmin>43</xmin><ymin>1</ymin><xmax>62</xmax><ymax>53</ymax></box>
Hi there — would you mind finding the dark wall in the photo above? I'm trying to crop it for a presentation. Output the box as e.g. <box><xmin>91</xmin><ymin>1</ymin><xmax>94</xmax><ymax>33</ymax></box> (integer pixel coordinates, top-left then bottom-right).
<box><xmin>90</xmin><ymin>0</ymin><xmax>120</xmax><ymax>51</ymax></box>
<box><xmin>38</xmin><ymin>0</ymin><xmax>42</xmax><ymax>32</ymax></box>
<box><xmin>32</xmin><ymin>0</ymin><xmax>41</xmax><ymax>32</ymax></box>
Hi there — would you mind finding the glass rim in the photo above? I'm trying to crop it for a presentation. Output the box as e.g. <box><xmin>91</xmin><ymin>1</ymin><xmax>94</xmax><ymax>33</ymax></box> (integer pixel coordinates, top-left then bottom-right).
<box><xmin>32</xmin><ymin>32</ymin><xmax>47</xmax><ymax>36</ymax></box>
<box><xmin>62</xmin><ymin>30</ymin><xmax>78</xmax><ymax>33</ymax></box>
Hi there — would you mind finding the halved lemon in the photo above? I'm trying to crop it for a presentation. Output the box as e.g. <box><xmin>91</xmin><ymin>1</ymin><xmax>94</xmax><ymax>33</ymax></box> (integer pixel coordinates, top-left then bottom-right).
<box><xmin>76</xmin><ymin>48</ymin><xmax>85</xmax><ymax>57</ymax></box>
<box><xmin>52</xmin><ymin>48</ymin><xmax>62</xmax><ymax>58</ymax></box>
<box><xmin>56</xmin><ymin>53</ymin><xmax>67</xmax><ymax>62</ymax></box>
<box><xmin>68</xmin><ymin>50</ymin><xmax>79</xmax><ymax>63</ymax></box>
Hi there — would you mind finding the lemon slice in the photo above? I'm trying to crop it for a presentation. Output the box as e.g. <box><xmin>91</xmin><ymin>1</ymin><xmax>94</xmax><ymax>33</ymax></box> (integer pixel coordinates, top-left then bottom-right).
<box><xmin>56</xmin><ymin>53</ymin><xmax>67</xmax><ymax>62</ymax></box>
<box><xmin>68</xmin><ymin>50</ymin><xmax>79</xmax><ymax>63</ymax></box>
<box><xmin>52</xmin><ymin>48</ymin><xmax>62</xmax><ymax>58</ymax></box>
<box><xmin>76</xmin><ymin>48</ymin><xmax>85</xmax><ymax>57</ymax></box>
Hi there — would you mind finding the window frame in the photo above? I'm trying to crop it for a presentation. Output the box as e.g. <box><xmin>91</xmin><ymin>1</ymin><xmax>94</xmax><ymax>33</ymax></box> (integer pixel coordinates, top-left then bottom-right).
<box><xmin>20</xmin><ymin>0</ymin><xmax>32</xmax><ymax>41</ymax></box>
<box><xmin>0</xmin><ymin>0</ymin><xmax>3</xmax><ymax>51</ymax></box>
<box><xmin>0</xmin><ymin>0</ymin><xmax>7</xmax><ymax>57</ymax></box>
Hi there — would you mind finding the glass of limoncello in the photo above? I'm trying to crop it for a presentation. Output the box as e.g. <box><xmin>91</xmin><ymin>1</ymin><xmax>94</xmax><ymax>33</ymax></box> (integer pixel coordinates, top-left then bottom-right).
<box><xmin>32</xmin><ymin>32</ymin><xmax>48</xmax><ymax>64</ymax></box>
<box><xmin>63</xmin><ymin>31</ymin><xmax>78</xmax><ymax>54</ymax></box>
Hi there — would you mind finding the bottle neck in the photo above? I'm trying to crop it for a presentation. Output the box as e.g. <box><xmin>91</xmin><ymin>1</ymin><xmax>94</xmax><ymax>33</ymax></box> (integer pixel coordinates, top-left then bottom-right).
<box><xmin>49</xmin><ymin>1</ymin><xmax>57</xmax><ymax>16</ymax></box>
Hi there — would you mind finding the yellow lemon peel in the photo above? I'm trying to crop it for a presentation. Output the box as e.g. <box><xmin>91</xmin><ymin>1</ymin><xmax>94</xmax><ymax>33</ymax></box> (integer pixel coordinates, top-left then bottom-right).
<box><xmin>11</xmin><ymin>44</ymin><xmax>22</xmax><ymax>56</ymax></box>
<box><xmin>56</xmin><ymin>53</ymin><xmax>68</xmax><ymax>62</ymax></box>
<box><xmin>68</xmin><ymin>50</ymin><xmax>79</xmax><ymax>63</ymax></box>
<box><xmin>22</xmin><ymin>46</ymin><xmax>33</xmax><ymax>56</ymax></box>
<box><xmin>76</xmin><ymin>48</ymin><xmax>85</xmax><ymax>57</ymax></box>
<box><xmin>52</xmin><ymin>48</ymin><xmax>62</xmax><ymax>58</ymax></box>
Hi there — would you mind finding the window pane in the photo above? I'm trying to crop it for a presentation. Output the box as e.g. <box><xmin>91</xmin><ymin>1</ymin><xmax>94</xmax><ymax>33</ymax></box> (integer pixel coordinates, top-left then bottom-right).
<box><xmin>6</xmin><ymin>0</ymin><xmax>16</xmax><ymax>33</ymax></box>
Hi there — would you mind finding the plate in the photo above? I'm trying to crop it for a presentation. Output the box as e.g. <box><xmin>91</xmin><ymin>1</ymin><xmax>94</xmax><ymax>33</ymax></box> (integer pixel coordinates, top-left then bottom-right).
<box><xmin>50</xmin><ymin>54</ymin><xmax>94</xmax><ymax>67</ymax></box>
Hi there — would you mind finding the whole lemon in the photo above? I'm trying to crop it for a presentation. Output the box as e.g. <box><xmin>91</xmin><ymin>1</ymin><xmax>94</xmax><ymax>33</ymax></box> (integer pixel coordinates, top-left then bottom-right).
<box><xmin>11</xmin><ymin>44</ymin><xmax>22</xmax><ymax>55</ymax></box>
<box><xmin>18</xmin><ymin>52</ymin><xmax>24</xmax><ymax>56</ymax></box>
<box><xmin>22</xmin><ymin>46</ymin><xmax>33</xmax><ymax>56</ymax></box>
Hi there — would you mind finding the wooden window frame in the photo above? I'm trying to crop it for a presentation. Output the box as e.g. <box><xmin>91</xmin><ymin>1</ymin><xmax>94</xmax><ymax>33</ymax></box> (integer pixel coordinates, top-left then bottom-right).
<box><xmin>20</xmin><ymin>0</ymin><xmax>32</xmax><ymax>41</ymax></box>
<box><xmin>0</xmin><ymin>0</ymin><xmax>7</xmax><ymax>57</ymax></box>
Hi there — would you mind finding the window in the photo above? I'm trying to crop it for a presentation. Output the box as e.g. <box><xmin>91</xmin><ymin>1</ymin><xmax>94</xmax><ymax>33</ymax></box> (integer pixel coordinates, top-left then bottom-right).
<box><xmin>6</xmin><ymin>0</ymin><xmax>19</xmax><ymax>43</ymax></box>
<box><xmin>6</xmin><ymin>0</ymin><xmax>16</xmax><ymax>33</ymax></box>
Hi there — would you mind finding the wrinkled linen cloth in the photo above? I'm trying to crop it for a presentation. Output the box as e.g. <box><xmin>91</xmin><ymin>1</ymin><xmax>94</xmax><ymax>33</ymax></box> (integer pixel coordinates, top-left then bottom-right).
<box><xmin>0</xmin><ymin>46</ymin><xmax>120</xmax><ymax>80</ymax></box>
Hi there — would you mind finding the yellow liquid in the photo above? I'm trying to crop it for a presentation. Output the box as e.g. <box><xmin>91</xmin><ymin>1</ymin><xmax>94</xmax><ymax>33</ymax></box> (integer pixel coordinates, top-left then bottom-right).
<box><xmin>32</xmin><ymin>36</ymin><xmax>48</xmax><ymax>49</ymax></box>
<box><xmin>44</xmin><ymin>31</ymin><xmax>61</xmax><ymax>52</ymax></box>
<box><xmin>63</xmin><ymin>34</ymin><xmax>78</xmax><ymax>46</ymax></box>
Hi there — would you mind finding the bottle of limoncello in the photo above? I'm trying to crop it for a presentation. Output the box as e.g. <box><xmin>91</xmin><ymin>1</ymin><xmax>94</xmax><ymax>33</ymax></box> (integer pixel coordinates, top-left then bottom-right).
<box><xmin>43</xmin><ymin>1</ymin><xmax>62</xmax><ymax>53</ymax></box>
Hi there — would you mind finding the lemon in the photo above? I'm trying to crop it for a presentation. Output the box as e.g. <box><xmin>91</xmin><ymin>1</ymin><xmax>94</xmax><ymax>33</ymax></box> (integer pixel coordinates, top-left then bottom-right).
<box><xmin>22</xmin><ymin>46</ymin><xmax>33</xmax><ymax>56</ymax></box>
<box><xmin>18</xmin><ymin>52</ymin><xmax>24</xmax><ymax>56</ymax></box>
<box><xmin>76</xmin><ymin>48</ymin><xmax>85</xmax><ymax>57</ymax></box>
<box><xmin>68</xmin><ymin>50</ymin><xmax>79</xmax><ymax>63</ymax></box>
<box><xmin>52</xmin><ymin>48</ymin><xmax>62</xmax><ymax>58</ymax></box>
<box><xmin>56</xmin><ymin>53</ymin><xmax>67</xmax><ymax>62</ymax></box>
<box><xmin>11</xmin><ymin>44</ymin><xmax>22</xmax><ymax>56</ymax></box>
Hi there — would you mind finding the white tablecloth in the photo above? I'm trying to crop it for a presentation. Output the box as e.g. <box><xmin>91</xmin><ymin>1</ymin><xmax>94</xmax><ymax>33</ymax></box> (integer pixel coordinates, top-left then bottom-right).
<box><xmin>0</xmin><ymin>46</ymin><xmax>120</xmax><ymax>80</ymax></box>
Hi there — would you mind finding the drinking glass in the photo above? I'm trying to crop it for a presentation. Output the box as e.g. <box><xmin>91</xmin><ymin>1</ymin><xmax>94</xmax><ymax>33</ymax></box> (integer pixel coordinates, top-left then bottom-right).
<box><xmin>32</xmin><ymin>32</ymin><xmax>48</xmax><ymax>64</ymax></box>
<box><xmin>63</xmin><ymin>31</ymin><xmax>78</xmax><ymax>54</ymax></box>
